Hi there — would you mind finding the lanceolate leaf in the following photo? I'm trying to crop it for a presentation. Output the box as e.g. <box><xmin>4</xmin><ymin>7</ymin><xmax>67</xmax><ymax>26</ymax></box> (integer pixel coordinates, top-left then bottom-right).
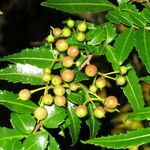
<box><xmin>0</xmin><ymin>128</ymin><xmax>26</xmax><ymax>143</ymax></box>
<box><xmin>136</xmin><ymin>29</ymin><xmax>150</xmax><ymax>73</ymax></box>
<box><xmin>128</xmin><ymin>107</ymin><xmax>150</xmax><ymax>121</ymax></box>
<box><xmin>142</xmin><ymin>8</ymin><xmax>150</xmax><ymax>22</ymax></box>
<box><xmin>0</xmin><ymin>90</ymin><xmax>37</xmax><ymax>113</ymax></box>
<box><xmin>140</xmin><ymin>76</ymin><xmax>150</xmax><ymax>84</ymax></box>
<box><xmin>42</xmin><ymin>105</ymin><xmax>66</xmax><ymax>128</ymax></box>
<box><xmin>0</xmin><ymin>64</ymin><xmax>44</xmax><ymax>85</ymax></box>
<box><xmin>67</xmin><ymin>103</ymin><xmax>81</xmax><ymax>145</ymax></box>
<box><xmin>11</xmin><ymin>113</ymin><xmax>36</xmax><ymax>134</ymax></box>
<box><xmin>1</xmin><ymin>46</ymin><xmax>55</xmax><ymax>69</ymax></box>
<box><xmin>114</xmin><ymin>28</ymin><xmax>135</xmax><ymax>65</ymax></box>
<box><xmin>48</xmin><ymin>134</ymin><xmax>60</xmax><ymax>150</ymax></box>
<box><xmin>83</xmin><ymin>128</ymin><xmax>150</xmax><ymax>149</ymax></box>
<box><xmin>86</xmin><ymin>104</ymin><xmax>101</xmax><ymax>139</ymax></box>
<box><xmin>41</xmin><ymin>0</ymin><xmax>114</xmax><ymax>13</ymax></box>
<box><xmin>23</xmin><ymin>131</ymin><xmax>48</xmax><ymax>150</ymax></box>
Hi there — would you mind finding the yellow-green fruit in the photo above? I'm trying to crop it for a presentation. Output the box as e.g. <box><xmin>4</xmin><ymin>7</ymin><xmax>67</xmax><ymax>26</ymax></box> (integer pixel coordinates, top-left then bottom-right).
<box><xmin>54</xmin><ymin>96</ymin><xmax>66</xmax><ymax>106</ymax></box>
<box><xmin>56</xmin><ymin>39</ymin><xmax>68</xmax><ymax>52</ymax></box>
<box><xmin>75</xmin><ymin>105</ymin><xmax>88</xmax><ymax>118</ymax></box>
<box><xmin>53</xmin><ymin>28</ymin><xmax>62</xmax><ymax>38</ymax></box>
<box><xmin>42</xmin><ymin>94</ymin><xmax>53</xmax><ymax>105</ymax></box>
<box><xmin>116</xmin><ymin>75</ymin><xmax>126</xmax><ymax>86</ymax></box>
<box><xmin>51</xmin><ymin>75</ymin><xmax>62</xmax><ymax>86</ymax></box>
<box><xmin>62</xmin><ymin>27</ymin><xmax>71</xmax><ymax>37</ymax></box>
<box><xmin>76</xmin><ymin>32</ymin><xmax>85</xmax><ymax>42</ymax></box>
<box><xmin>34</xmin><ymin>107</ymin><xmax>47</xmax><ymax>120</ymax></box>
<box><xmin>67</xmin><ymin>19</ymin><xmax>75</xmax><ymax>28</ymax></box>
<box><xmin>62</xmin><ymin>56</ymin><xmax>74</xmax><ymax>68</ymax></box>
<box><xmin>85</xmin><ymin>64</ymin><xmax>98</xmax><ymax>77</ymax></box>
<box><xmin>94</xmin><ymin>106</ymin><xmax>105</xmax><ymax>118</ymax></box>
<box><xmin>19</xmin><ymin>89</ymin><xmax>31</xmax><ymax>101</ymax></box>
<box><xmin>77</xmin><ymin>22</ymin><xmax>87</xmax><ymax>32</ymax></box>
<box><xmin>42</xmin><ymin>72</ymin><xmax>51</xmax><ymax>82</ymax></box>
<box><xmin>53</xmin><ymin>85</ymin><xmax>65</xmax><ymax>96</ymax></box>
<box><xmin>96</xmin><ymin>77</ymin><xmax>107</xmax><ymax>89</ymax></box>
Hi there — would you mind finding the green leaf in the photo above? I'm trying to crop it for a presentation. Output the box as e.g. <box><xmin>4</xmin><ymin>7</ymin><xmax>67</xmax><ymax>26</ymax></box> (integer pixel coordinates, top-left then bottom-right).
<box><xmin>42</xmin><ymin>105</ymin><xmax>66</xmax><ymax>128</ymax></box>
<box><xmin>0</xmin><ymin>139</ymin><xmax>23</xmax><ymax>150</ymax></box>
<box><xmin>67</xmin><ymin>103</ymin><xmax>81</xmax><ymax>145</ymax></box>
<box><xmin>83</xmin><ymin>128</ymin><xmax>150</xmax><ymax>149</ymax></box>
<box><xmin>140</xmin><ymin>76</ymin><xmax>150</xmax><ymax>84</ymax></box>
<box><xmin>135</xmin><ymin>29</ymin><xmax>150</xmax><ymax>73</ymax></box>
<box><xmin>74</xmin><ymin>69</ymin><xmax>89</xmax><ymax>82</ymax></box>
<box><xmin>114</xmin><ymin>28</ymin><xmax>135</xmax><ymax>65</ymax></box>
<box><xmin>23</xmin><ymin>131</ymin><xmax>48</xmax><ymax>150</ymax></box>
<box><xmin>0</xmin><ymin>90</ymin><xmax>37</xmax><ymax>113</ymax></box>
<box><xmin>0</xmin><ymin>64</ymin><xmax>44</xmax><ymax>85</ymax></box>
<box><xmin>1</xmin><ymin>46</ymin><xmax>55</xmax><ymax>69</ymax></box>
<box><xmin>11</xmin><ymin>113</ymin><xmax>36</xmax><ymax>134</ymax></box>
<box><xmin>48</xmin><ymin>134</ymin><xmax>60</xmax><ymax>150</ymax></box>
<box><xmin>142</xmin><ymin>8</ymin><xmax>150</xmax><ymax>22</ymax></box>
<box><xmin>87</xmin><ymin>26</ymin><xmax>105</xmax><ymax>46</ymax></box>
<box><xmin>86</xmin><ymin>104</ymin><xmax>101</xmax><ymax>139</ymax></box>
<box><xmin>128</xmin><ymin>107</ymin><xmax>150</xmax><ymax>121</ymax></box>
<box><xmin>41</xmin><ymin>0</ymin><xmax>114</xmax><ymax>13</ymax></box>
<box><xmin>104</xmin><ymin>22</ymin><xmax>117</xmax><ymax>44</ymax></box>
<box><xmin>0</xmin><ymin>128</ymin><xmax>26</xmax><ymax>142</ymax></box>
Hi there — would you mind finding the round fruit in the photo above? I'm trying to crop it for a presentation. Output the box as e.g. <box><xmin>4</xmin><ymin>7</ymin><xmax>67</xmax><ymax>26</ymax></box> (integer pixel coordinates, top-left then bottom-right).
<box><xmin>19</xmin><ymin>89</ymin><xmax>31</xmax><ymax>101</ymax></box>
<box><xmin>96</xmin><ymin>77</ymin><xmax>107</xmax><ymax>89</ymax></box>
<box><xmin>116</xmin><ymin>75</ymin><xmax>126</xmax><ymax>86</ymax></box>
<box><xmin>53</xmin><ymin>85</ymin><xmax>65</xmax><ymax>96</ymax></box>
<box><xmin>62</xmin><ymin>27</ymin><xmax>71</xmax><ymax>37</ymax></box>
<box><xmin>89</xmin><ymin>85</ymin><xmax>97</xmax><ymax>93</ymax></box>
<box><xmin>56</xmin><ymin>39</ymin><xmax>68</xmax><ymax>52</ymax></box>
<box><xmin>119</xmin><ymin>66</ymin><xmax>127</xmax><ymax>75</ymax></box>
<box><xmin>67</xmin><ymin>19</ymin><xmax>75</xmax><ymax>28</ymax></box>
<box><xmin>76</xmin><ymin>32</ymin><xmax>85</xmax><ymax>42</ymax></box>
<box><xmin>54</xmin><ymin>96</ymin><xmax>66</xmax><ymax>106</ymax></box>
<box><xmin>51</xmin><ymin>75</ymin><xmax>62</xmax><ymax>86</ymax></box>
<box><xmin>53</xmin><ymin>28</ymin><xmax>62</xmax><ymax>38</ymax></box>
<box><xmin>75</xmin><ymin>105</ymin><xmax>88</xmax><ymax>118</ymax></box>
<box><xmin>85</xmin><ymin>64</ymin><xmax>98</xmax><ymax>77</ymax></box>
<box><xmin>61</xmin><ymin>69</ymin><xmax>75</xmax><ymax>82</ymax></box>
<box><xmin>34</xmin><ymin>107</ymin><xmax>47</xmax><ymax>120</ymax></box>
<box><xmin>62</xmin><ymin>56</ymin><xmax>74</xmax><ymax>68</ymax></box>
<box><xmin>44</xmin><ymin>68</ymin><xmax>51</xmax><ymax>74</ymax></box>
<box><xmin>42</xmin><ymin>72</ymin><xmax>51</xmax><ymax>82</ymax></box>
<box><xmin>46</xmin><ymin>34</ymin><xmax>55</xmax><ymax>42</ymax></box>
<box><xmin>105</xmin><ymin>96</ymin><xmax>119</xmax><ymax>109</ymax></box>
<box><xmin>77</xmin><ymin>21</ymin><xmax>87</xmax><ymax>32</ymax></box>
<box><xmin>94</xmin><ymin>106</ymin><xmax>105</xmax><ymax>118</ymax></box>
<box><xmin>42</xmin><ymin>94</ymin><xmax>53</xmax><ymax>105</ymax></box>
<box><xmin>67</xmin><ymin>46</ymin><xmax>79</xmax><ymax>58</ymax></box>
<box><xmin>69</xmin><ymin>83</ymin><xmax>79</xmax><ymax>91</ymax></box>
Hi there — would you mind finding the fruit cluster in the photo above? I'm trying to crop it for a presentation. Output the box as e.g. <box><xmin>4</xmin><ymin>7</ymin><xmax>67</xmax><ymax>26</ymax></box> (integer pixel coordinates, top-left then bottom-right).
<box><xmin>18</xmin><ymin>19</ymin><xmax>129</xmax><ymax>122</ymax></box>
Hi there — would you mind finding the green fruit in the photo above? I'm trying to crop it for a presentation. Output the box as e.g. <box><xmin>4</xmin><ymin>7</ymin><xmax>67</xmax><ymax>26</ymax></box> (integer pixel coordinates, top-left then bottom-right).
<box><xmin>75</xmin><ymin>105</ymin><xmax>88</xmax><ymax>118</ymax></box>
<box><xmin>69</xmin><ymin>83</ymin><xmax>79</xmax><ymax>91</ymax></box>
<box><xmin>105</xmin><ymin>96</ymin><xmax>119</xmax><ymax>109</ymax></box>
<box><xmin>62</xmin><ymin>27</ymin><xmax>71</xmax><ymax>37</ymax></box>
<box><xmin>85</xmin><ymin>64</ymin><xmax>98</xmax><ymax>77</ymax></box>
<box><xmin>42</xmin><ymin>72</ymin><xmax>51</xmax><ymax>82</ymax></box>
<box><xmin>34</xmin><ymin>107</ymin><xmax>47</xmax><ymax>120</ymax></box>
<box><xmin>94</xmin><ymin>106</ymin><xmax>105</xmax><ymax>118</ymax></box>
<box><xmin>61</xmin><ymin>69</ymin><xmax>75</xmax><ymax>82</ymax></box>
<box><xmin>53</xmin><ymin>28</ymin><xmax>62</xmax><ymax>38</ymax></box>
<box><xmin>67</xmin><ymin>19</ymin><xmax>75</xmax><ymax>28</ymax></box>
<box><xmin>56</xmin><ymin>39</ymin><xmax>68</xmax><ymax>52</ymax></box>
<box><xmin>119</xmin><ymin>66</ymin><xmax>127</xmax><ymax>75</ymax></box>
<box><xmin>51</xmin><ymin>75</ymin><xmax>62</xmax><ymax>86</ymax></box>
<box><xmin>42</xmin><ymin>94</ymin><xmax>53</xmax><ymax>105</ymax></box>
<box><xmin>54</xmin><ymin>96</ymin><xmax>66</xmax><ymax>106</ymax></box>
<box><xmin>19</xmin><ymin>89</ymin><xmax>31</xmax><ymax>101</ymax></box>
<box><xmin>53</xmin><ymin>85</ymin><xmax>65</xmax><ymax>96</ymax></box>
<box><xmin>96</xmin><ymin>77</ymin><xmax>107</xmax><ymax>89</ymax></box>
<box><xmin>89</xmin><ymin>85</ymin><xmax>97</xmax><ymax>93</ymax></box>
<box><xmin>67</xmin><ymin>46</ymin><xmax>79</xmax><ymax>58</ymax></box>
<box><xmin>62</xmin><ymin>56</ymin><xmax>74</xmax><ymax>68</ymax></box>
<box><xmin>76</xmin><ymin>32</ymin><xmax>85</xmax><ymax>42</ymax></box>
<box><xmin>77</xmin><ymin>21</ymin><xmax>87</xmax><ymax>32</ymax></box>
<box><xmin>104</xmin><ymin>107</ymin><xmax>116</xmax><ymax>113</ymax></box>
<box><xmin>46</xmin><ymin>34</ymin><xmax>55</xmax><ymax>42</ymax></box>
<box><xmin>116</xmin><ymin>75</ymin><xmax>126</xmax><ymax>86</ymax></box>
<box><xmin>44</xmin><ymin>68</ymin><xmax>51</xmax><ymax>74</ymax></box>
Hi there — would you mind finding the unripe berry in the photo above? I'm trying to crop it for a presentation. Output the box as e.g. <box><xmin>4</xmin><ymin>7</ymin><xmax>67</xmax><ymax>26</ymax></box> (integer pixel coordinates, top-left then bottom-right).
<box><xmin>44</xmin><ymin>68</ymin><xmax>51</xmax><ymax>74</ymax></box>
<box><xmin>85</xmin><ymin>64</ymin><xmax>98</xmax><ymax>77</ymax></box>
<box><xmin>69</xmin><ymin>83</ymin><xmax>79</xmax><ymax>91</ymax></box>
<box><xmin>56</xmin><ymin>39</ymin><xmax>68</xmax><ymax>52</ymax></box>
<box><xmin>67</xmin><ymin>46</ymin><xmax>79</xmax><ymax>58</ymax></box>
<box><xmin>46</xmin><ymin>34</ymin><xmax>55</xmax><ymax>42</ymax></box>
<box><xmin>53</xmin><ymin>85</ymin><xmax>65</xmax><ymax>96</ymax></box>
<box><xmin>34</xmin><ymin>107</ymin><xmax>47</xmax><ymax>120</ymax></box>
<box><xmin>119</xmin><ymin>66</ymin><xmax>127</xmax><ymax>75</ymax></box>
<box><xmin>116</xmin><ymin>75</ymin><xmax>126</xmax><ymax>86</ymax></box>
<box><xmin>94</xmin><ymin>106</ymin><xmax>105</xmax><ymax>118</ymax></box>
<box><xmin>89</xmin><ymin>85</ymin><xmax>97</xmax><ymax>93</ymax></box>
<box><xmin>42</xmin><ymin>72</ymin><xmax>51</xmax><ymax>82</ymax></box>
<box><xmin>19</xmin><ymin>89</ymin><xmax>31</xmax><ymax>101</ymax></box>
<box><xmin>75</xmin><ymin>105</ymin><xmax>88</xmax><ymax>118</ymax></box>
<box><xmin>62</xmin><ymin>27</ymin><xmax>71</xmax><ymax>37</ymax></box>
<box><xmin>104</xmin><ymin>107</ymin><xmax>116</xmax><ymax>113</ymax></box>
<box><xmin>62</xmin><ymin>56</ymin><xmax>74</xmax><ymax>68</ymax></box>
<box><xmin>42</xmin><ymin>94</ymin><xmax>53</xmax><ymax>105</ymax></box>
<box><xmin>77</xmin><ymin>21</ymin><xmax>87</xmax><ymax>32</ymax></box>
<box><xmin>76</xmin><ymin>32</ymin><xmax>85</xmax><ymax>42</ymax></box>
<box><xmin>96</xmin><ymin>77</ymin><xmax>107</xmax><ymax>89</ymax></box>
<box><xmin>54</xmin><ymin>96</ymin><xmax>66</xmax><ymax>106</ymax></box>
<box><xmin>61</xmin><ymin>69</ymin><xmax>75</xmax><ymax>82</ymax></box>
<box><xmin>51</xmin><ymin>75</ymin><xmax>62</xmax><ymax>86</ymax></box>
<box><xmin>105</xmin><ymin>96</ymin><xmax>119</xmax><ymax>109</ymax></box>
<box><xmin>67</xmin><ymin>19</ymin><xmax>75</xmax><ymax>28</ymax></box>
<box><xmin>53</xmin><ymin>28</ymin><xmax>62</xmax><ymax>38</ymax></box>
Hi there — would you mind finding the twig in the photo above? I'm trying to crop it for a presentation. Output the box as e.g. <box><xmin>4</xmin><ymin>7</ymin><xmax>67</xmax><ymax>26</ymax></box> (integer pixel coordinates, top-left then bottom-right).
<box><xmin>33</xmin><ymin>121</ymin><xmax>42</xmax><ymax>132</ymax></box>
